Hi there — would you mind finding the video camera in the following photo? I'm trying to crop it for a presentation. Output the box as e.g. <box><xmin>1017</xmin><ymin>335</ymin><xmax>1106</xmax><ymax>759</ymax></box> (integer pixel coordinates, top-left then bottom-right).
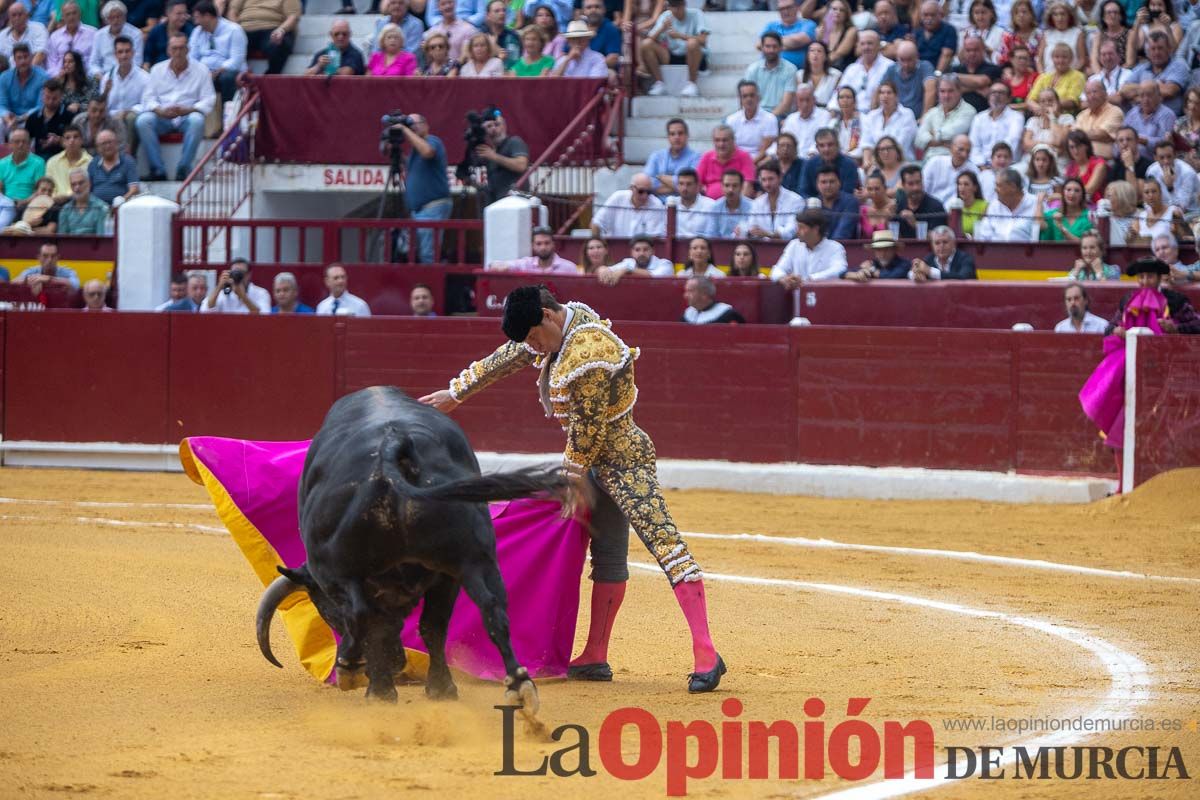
<box><xmin>457</xmin><ymin>107</ymin><xmax>498</xmax><ymax>181</ymax></box>
<box><xmin>381</xmin><ymin>110</ymin><xmax>415</xmax><ymax>149</ymax></box>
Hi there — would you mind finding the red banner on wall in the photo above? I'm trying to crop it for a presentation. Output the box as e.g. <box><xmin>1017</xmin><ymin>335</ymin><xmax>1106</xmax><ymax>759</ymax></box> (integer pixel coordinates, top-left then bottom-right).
<box><xmin>251</xmin><ymin>76</ymin><xmax>607</xmax><ymax>166</ymax></box>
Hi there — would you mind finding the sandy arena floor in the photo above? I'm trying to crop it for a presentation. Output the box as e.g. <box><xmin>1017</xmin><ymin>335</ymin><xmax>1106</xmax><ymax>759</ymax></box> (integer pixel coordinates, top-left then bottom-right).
<box><xmin>1</xmin><ymin>466</ymin><xmax>1198</xmax><ymax>799</ymax></box>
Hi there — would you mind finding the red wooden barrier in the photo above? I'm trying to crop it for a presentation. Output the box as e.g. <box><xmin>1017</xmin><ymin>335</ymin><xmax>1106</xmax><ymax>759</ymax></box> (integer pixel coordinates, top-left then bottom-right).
<box><xmin>475</xmin><ymin>273</ymin><xmax>791</xmax><ymax>324</ymax></box>
<box><xmin>1134</xmin><ymin>336</ymin><xmax>1200</xmax><ymax>486</ymax></box>
<box><xmin>4</xmin><ymin>311</ymin><xmax>170</xmax><ymax>443</ymax></box>
<box><xmin>167</xmin><ymin>313</ymin><xmax>337</xmax><ymax>441</ymax></box>
<box><xmin>251</xmin><ymin>76</ymin><xmax>607</xmax><ymax>165</ymax></box>
<box><xmin>8</xmin><ymin>311</ymin><xmax>1200</xmax><ymax>481</ymax></box>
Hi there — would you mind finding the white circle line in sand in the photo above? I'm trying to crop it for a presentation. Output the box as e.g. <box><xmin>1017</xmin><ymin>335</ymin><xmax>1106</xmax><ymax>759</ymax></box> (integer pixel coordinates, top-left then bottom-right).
<box><xmin>680</xmin><ymin>530</ymin><xmax>1200</xmax><ymax>584</ymax></box>
<box><xmin>629</xmin><ymin>562</ymin><xmax>1152</xmax><ymax>799</ymax></box>
<box><xmin>0</xmin><ymin>513</ymin><xmax>227</xmax><ymax>535</ymax></box>
<box><xmin>0</xmin><ymin>496</ymin><xmax>213</xmax><ymax>510</ymax></box>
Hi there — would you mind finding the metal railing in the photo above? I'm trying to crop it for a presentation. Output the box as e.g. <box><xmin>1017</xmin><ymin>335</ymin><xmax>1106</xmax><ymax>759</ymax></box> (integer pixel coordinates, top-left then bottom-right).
<box><xmin>513</xmin><ymin>87</ymin><xmax>625</xmax><ymax>233</ymax></box>
<box><xmin>172</xmin><ymin>217</ymin><xmax>484</xmax><ymax>270</ymax></box>
<box><xmin>176</xmin><ymin>90</ymin><xmax>260</xmax><ymax>220</ymax></box>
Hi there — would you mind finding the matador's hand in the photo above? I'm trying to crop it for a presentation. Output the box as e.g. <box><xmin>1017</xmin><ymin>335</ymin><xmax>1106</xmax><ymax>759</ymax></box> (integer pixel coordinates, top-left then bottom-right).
<box><xmin>418</xmin><ymin>389</ymin><xmax>460</xmax><ymax>413</ymax></box>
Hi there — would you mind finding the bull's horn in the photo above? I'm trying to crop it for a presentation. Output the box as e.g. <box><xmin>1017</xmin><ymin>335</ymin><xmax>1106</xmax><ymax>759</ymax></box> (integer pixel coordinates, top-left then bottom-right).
<box><xmin>256</xmin><ymin>574</ymin><xmax>306</xmax><ymax>669</ymax></box>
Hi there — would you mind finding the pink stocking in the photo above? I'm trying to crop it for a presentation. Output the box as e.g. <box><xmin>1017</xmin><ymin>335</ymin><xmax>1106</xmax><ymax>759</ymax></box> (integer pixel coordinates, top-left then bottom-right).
<box><xmin>570</xmin><ymin>581</ymin><xmax>626</xmax><ymax>665</ymax></box>
<box><xmin>673</xmin><ymin>579</ymin><xmax>718</xmax><ymax>672</ymax></box>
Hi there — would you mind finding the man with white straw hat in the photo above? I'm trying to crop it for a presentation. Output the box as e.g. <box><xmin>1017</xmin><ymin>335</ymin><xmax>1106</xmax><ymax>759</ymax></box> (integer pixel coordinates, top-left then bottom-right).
<box><xmin>551</xmin><ymin>19</ymin><xmax>607</xmax><ymax>77</ymax></box>
<box><xmin>844</xmin><ymin>229</ymin><xmax>912</xmax><ymax>281</ymax></box>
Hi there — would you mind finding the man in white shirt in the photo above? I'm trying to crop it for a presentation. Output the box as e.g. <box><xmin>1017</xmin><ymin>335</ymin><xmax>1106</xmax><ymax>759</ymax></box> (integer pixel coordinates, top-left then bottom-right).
<box><xmin>315</xmin><ymin>263</ymin><xmax>372</xmax><ymax>316</ymax></box>
<box><xmin>770</xmin><ymin>208</ymin><xmax>848</xmax><ymax>288</ymax></box>
<box><xmin>778</xmin><ymin>83</ymin><xmax>831</xmax><ymax>158</ymax></box>
<box><xmin>101</xmin><ymin>36</ymin><xmax>147</xmax><ymax>152</ymax></box>
<box><xmin>1146</xmin><ymin>141</ymin><xmax>1199</xmax><ymax>211</ymax></box>
<box><xmin>672</xmin><ymin>167</ymin><xmax>717</xmax><ymax>238</ymax></box>
<box><xmin>968</xmin><ymin>82</ymin><xmax>1023</xmax><ymax>167</ymax></box>
<box><xmin>914</xmin><ymin>75</ymin><xmax>977</xmax><ymax>160</ymax></box>
<box><xmin>974</xmin><ymin>167</ymin><xmax>1039</xmax><ymax>242</ymax></box>
<box><xmin>189</xmin><ymin>0</ymin><xmax>247</xmax><ymax>102</ymax></box>
<box><xmin>725</xmin><ymin>80</ymin><xmax>779</xmax><ymax>165</ymax></box>
<box><xmin>836</xmin><ymin>30</ymin><xmax>893</xmax><ymax>114</ymax></box>
<box><xmin>742</xmin><ymin>160</ymin><xmax>803</xmax><ymax>238</ymax></box>
<box><xmin>1054</xmin><ymin>283</ymin><xmax>1108</xmax><ymax>333</ymax></box>
<box><xmin>591</xmin><ymin>172</ymin><xmax>667</xmax><ymax>238</ymax></box>
<box><xmin>88</xmin><ymin>1</ymin><xmax>145</xmax><ymax>78</ymax></box>
<box><xmin>922</xmin><ymin>134</ymin><xmax>977</xmax><ymax>206</ymax></box>
<box><xmin>202</xmin><ymin>257</ymin><xmax>270</xmax><ymax>313</ymax></box>
<box><xmin>860</xmin><ymin>80</ymin><xmax>918</xmax><ymax>160</ymax></box>
<box><xmin>595</xmin><ymin>236</ymin><xmax>675</xmax><ymax>285</ymax></box>
<box><xmin>134</xmin><ymin>33</ymin><xmax>215</xmax><ymax>181</ymax></box>
<box><xmin>0</xmin><ymin>3</ymin><xmax>48</xmax><ymax>66</ymax></box>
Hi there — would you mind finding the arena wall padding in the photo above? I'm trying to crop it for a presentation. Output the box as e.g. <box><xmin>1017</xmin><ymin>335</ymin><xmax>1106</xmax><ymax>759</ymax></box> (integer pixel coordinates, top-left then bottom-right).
<box><xmin>252</xmin><ymin>76</ymin><xmax>607</xmax><ymax>166</ymax></box>
<box><xmin>790</xmin><ymin>327</ymin><xmax>1016</xmax><ymax>470</ymax></box>
<box><xmin>167</xmin><ymin>313</ymin><xmax>337</xmax><ymax>442</ymax></box>
<box><xmin>0</xmin><ymin>312</ymin><xmax>5</xmax><ymax>440</ymax></box>
<box><xmin>8</xmin><ymin>311</ymin><xmax>1200</xmax><ymax>480</ymax></box>
<box><xmin>4</xmin><ymin>311</ymin><xmax>170</xmax><ymax>443</ymax></box>
<box><xmin>1133</xmin><ymin>335</ymin><xmax>1200</xmax><ymax>487</ymax></box>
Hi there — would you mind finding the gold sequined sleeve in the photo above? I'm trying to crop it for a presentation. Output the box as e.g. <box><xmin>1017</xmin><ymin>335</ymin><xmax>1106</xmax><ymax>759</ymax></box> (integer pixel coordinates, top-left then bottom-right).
<box><xmin>562</xmin><ymin>368</ymin><xmax>611</xmax><ymax>474</ymax></box>
<box><xmin>448</xmin><ymin>340</ymin><xmax>537</xmax><ymax>402</ymax></box>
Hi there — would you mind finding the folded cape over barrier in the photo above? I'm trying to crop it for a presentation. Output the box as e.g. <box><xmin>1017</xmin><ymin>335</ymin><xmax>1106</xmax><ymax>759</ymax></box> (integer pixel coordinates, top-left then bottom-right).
<box><xmin>180</xmin><ymin>436</ymin><xmax>588</xmax><ymax>684</ymax></box>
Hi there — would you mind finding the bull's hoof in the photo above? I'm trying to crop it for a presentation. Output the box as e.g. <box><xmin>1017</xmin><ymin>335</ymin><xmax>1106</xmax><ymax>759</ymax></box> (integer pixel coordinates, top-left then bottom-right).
<box><xmin>503</xmin><ymin>668</ymin><xmax>539</xmax><ymax>719</ymax></box>
<box><xmin>425</xmin><ymin>679</ymin><xmax>459</xmax><ymax>701</ymax></box>
<box><xmin>366</xmin><ymin>682</ymin><xmax>399</xmax><ymax>703</ymax></box>
<box><xmin>336</xmin><ymin>667</ymin><xmax>369</xmax><ymax>692</ymax></box>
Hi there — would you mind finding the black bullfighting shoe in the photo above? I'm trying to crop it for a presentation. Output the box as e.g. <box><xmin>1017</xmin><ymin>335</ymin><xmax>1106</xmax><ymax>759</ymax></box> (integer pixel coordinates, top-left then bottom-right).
<box><xmin>566</xmin><ymin>662</ymin><xmax>613</xmax><ymax>681</ymax></box>
<box><xmin>687</xmin><ymin>654</ymin><xmax>726</xmax><ymax>693</ymax></box>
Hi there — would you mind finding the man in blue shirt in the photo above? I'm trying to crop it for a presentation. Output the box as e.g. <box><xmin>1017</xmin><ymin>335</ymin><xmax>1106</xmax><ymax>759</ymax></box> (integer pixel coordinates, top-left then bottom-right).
<box><xmin>644</xmin><ymin>117</ymin><xmax>700</xmax><ymax>196</ymax></box>
<box><xmin>271</xmin><ymin>272</ymin><xmax>315</xmax><ymax>314</ymax></box>
<box><xmin>579</xmin><ymin>0</ymin><xmax>620</xmax><ymax>70</ymax></box>
<box><xmin>814</xmin><ymin>165</ymin><xmax>859</xmax><ymax>241</ymax></box>
<box><xmin>799</xmin><ymin>128</ymin><xmax>859</xmax><ymax>197</ymax></box>
<box><xmin>190</xmin><ymin>0</ymin><xmax>248</xmax><ymax>102</ymax></box>
<box><xmin>398</xmin><ymin>114</ymin><xmax>451</xmax><ymax>264</ymax></box>
<box><xmin>914</xmin><ymin>0</ymin><xmax>956</xmax><ymax>72</ymax></box>
<box><xmin>760</xmin><ymin>0</ymin><xmax>815</xmax><ymax>70</ymax></box>
<box><xmin>0</xmin><ymin>44</ymin><xmax>47</xmax><ymax>129</ymax></box>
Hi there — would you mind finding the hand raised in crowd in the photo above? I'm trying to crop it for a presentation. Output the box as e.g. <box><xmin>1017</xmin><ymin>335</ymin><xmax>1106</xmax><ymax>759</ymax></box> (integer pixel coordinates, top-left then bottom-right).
<box><xmin>418</xmin><ymin>390</ymin><xmax>461</xmax><ymax>413</ymax></box>
<box><xmin>217</xmin><ymin>269</ymin><xmax>246</xmax><ymax>297</ymax></box>
<box><xmin>1170</xmin><ymin>264</ymin><xmax>1192</xmax><ymax>284</ymax></box>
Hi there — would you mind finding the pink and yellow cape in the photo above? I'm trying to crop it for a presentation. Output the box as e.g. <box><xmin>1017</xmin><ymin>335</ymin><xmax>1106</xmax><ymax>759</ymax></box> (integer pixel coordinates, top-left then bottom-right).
<box><xmin>180</xmin><ymin>436</ymin><xmax>589</xmax><ymax>684</ymax></box>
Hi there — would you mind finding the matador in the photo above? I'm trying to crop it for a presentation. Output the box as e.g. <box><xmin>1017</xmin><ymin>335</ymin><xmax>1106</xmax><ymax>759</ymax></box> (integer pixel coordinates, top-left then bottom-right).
<box><xmin>420</xmin><ymin>285</ymin><xmax>725</xmax><ymax>693</ymax></box>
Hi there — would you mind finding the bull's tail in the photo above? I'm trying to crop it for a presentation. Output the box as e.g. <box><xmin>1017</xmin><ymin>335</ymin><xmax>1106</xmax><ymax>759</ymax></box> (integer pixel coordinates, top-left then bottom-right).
<box><xmin>376</xmin><ymin>424</ymin><xmax>569</xmax><ymax>505</ymax></box>
<box><xmin>415</xmin><ymin>467</ymin><xmax>571</xmax><ymax>504</ymax></box>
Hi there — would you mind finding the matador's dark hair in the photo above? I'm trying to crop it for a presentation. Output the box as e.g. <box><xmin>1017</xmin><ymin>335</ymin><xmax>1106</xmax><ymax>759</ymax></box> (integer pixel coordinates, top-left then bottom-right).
<box><xmin>501</xmin><ymin>285</ymin><xmax>560</xmax><ymax>342</ymax></box>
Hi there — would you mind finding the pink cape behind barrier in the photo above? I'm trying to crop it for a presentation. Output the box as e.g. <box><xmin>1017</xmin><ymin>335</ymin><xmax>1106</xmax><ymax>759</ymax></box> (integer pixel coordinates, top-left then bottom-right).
<box><xmin>1078</xmin><ymin>288</ymin><xmax>1165</xmax><ymax>451</ymax></box>
<box><xmin>180</xmin><ymin>436</ymin><xmax>588</xmax><ymax>683</ymax></box>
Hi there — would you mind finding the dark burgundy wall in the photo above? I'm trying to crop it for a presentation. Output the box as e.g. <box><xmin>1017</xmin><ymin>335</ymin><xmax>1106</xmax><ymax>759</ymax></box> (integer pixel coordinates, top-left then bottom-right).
<box><xmin>7</xmin><ymin>312</ymin><xmax>1199</xmax><ymax>481</ymax></box>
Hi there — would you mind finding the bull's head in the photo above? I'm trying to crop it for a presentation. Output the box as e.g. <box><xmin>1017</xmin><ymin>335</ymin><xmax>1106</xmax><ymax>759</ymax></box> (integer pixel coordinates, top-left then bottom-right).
<box><xmin>256</xmin><ymin>564</ymin><xmax>341</xmax><ymax>668</ymax></box>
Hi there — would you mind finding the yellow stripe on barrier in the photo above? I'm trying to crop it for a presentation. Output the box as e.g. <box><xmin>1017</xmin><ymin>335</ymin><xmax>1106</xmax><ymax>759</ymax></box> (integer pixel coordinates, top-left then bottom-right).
<box><xmin>8</xmin><ymin>259</ymin><xmax>114</xmax><ymax>285</ymax></box>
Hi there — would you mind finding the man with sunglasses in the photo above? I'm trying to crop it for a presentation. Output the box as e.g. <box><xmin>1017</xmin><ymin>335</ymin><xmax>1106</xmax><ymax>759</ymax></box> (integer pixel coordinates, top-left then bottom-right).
<box><xmin>304</xmin><ymin>18</ymin><xmax>364</xmax><ymax>76</ymax></box>
<box><xmin>591</xmin><ymin>172</ymin><xmax>667</xmax><ymax>238</ymax></box>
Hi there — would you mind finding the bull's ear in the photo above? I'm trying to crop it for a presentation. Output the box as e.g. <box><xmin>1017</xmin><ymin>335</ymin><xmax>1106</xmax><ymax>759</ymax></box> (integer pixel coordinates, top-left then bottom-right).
<box><xmin>278</xmin><ymin>564</ymin><xmax>315</xmax><ymax>589</ymax></box>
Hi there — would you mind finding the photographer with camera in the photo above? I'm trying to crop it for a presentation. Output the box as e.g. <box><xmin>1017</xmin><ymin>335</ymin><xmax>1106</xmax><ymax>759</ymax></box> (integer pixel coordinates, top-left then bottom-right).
<box><xmin>389</xmin><ymin>112</ymin><xmax>451</xmax><ymax>264</ymax></box>
<box><xmin>202</xmin><ymin>257</ymin><xmax>270</xmax><ymax>313</ymax></box>
<box><xmin>475</xmin><ymin>105</ymin><xmax>529</xmax><ymax>205</ymax></box>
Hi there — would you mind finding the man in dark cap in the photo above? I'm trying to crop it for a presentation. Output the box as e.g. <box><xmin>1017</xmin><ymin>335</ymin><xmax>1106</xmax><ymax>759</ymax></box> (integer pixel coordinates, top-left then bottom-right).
<box><xmin>475</xmin><ymin>105</ymin><xmax>528</xmax><ymax>205</ymax></box>
<box><xmin>1107</xmin><ymin>257</ymin><xmax>1200</xmax><ymax>336</ymax></box>
<box><xmin>420</xmin><ymin>286</ymin><xmax>725</xmax><ymax>694</ymax></box>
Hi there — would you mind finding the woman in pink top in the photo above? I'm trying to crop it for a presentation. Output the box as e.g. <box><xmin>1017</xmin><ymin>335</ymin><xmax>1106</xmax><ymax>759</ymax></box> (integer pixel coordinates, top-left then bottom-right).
<box><xmin>368</xmin><ymin>24</ymin><xmax>417</xmax><ymax>76</ymax></box>
<box><xmin>859</xmin><ymin>172</ymin><xmax>894</xmax><ymax>238</ymax></box>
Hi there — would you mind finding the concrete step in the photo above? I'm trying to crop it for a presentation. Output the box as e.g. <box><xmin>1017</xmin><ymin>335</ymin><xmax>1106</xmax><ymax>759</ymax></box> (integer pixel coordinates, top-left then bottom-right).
<box><xmin>626</xmin><ymin>115</ymin><xmax>726</xmax><ymax>139</ymax></box>
<box><xmin>622</xmin><ymin>137</ymin><xmax>660</xmax><ymax>163</ymax></box>
<box><xmin>631</xmin><ymin>95</ymin><xmax>736</xmax><ymax>117</ymax></box>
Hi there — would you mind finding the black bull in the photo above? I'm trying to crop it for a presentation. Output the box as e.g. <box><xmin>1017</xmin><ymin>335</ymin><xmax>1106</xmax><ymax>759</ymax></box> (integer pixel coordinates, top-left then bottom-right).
<box><xmin>255</xmin><ymin>386</ymin><xmax>570</xmax><ymax>710</ymax></box>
